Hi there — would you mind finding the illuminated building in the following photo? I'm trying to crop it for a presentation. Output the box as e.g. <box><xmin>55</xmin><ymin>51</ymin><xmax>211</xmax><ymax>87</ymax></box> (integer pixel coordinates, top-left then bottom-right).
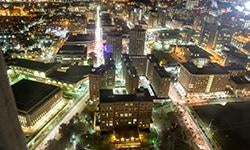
<box><xmin>178</xmin><ymin>62</ymin><xmax>230</xmax><ymax>96</ymax></box>
<box><xmin>112</xmin><ymin>127</ymin><xmax>141</xmax><ymax>149</ymax></box>
<box><xmin>99</xmin><ymin>88</ymin><xmax>153</xmax><ymax>131</ymax></box>
<box><xmin>9</xmin><ymin>58</ymin><xmax>60</xmax><ymax>79</ymax></box>
<box><xmin>151</xmin><ymin>66</ymin><xmax>171</xmax><ymax>98</ymax></box>
<box><xmin>65</xmin><ymin>33</ymin><xmax>95</xmax><ymax>52</ymax></box>
<box><xmin>89</xmin><ymin>64</ymin><xmax>116</xmax><ymax>100</ymax></box>
<box><xmin>230</xmin><ymin>75</ymin><xmax>250</xmax><ymax>96</ymax></box>
<box><xmin>122</xmin><ymin>54</ymin><xmax>139</xmax><ymax>94</ymax></box>
<box><xmin>126</xmin><ymin>55</ymin><xmax>147</xmax><ymax>76</ymax></box>
<box><xmin>0</xmin><ymin>52</ymin><xmax>27</xmax><ymax>150</ymax></box>
<box><xmin>146</xmin><ymin>54</ymin><xmax>172</xmax><ymax>98</ymax></box>
<box><xmin>223</xmin><ymin>45</ymin><xmax>250</xmax><ymax>69</ymax></box>
<box><xmin>171</xmin><ymin>45</ymin><xmax>212</xmax><ymax>63</ymax></box>
<box><xmin>8</xmin><ymin>58</ymin><xmax>115</xmax><ymax>100</ymax></box>
<box><xmin>231</xmin><ymin>34</ymin><xmax>250</xmax><ymax>56</ymax></box>
<box><xmin>146</xmin><ymin>54</ymin><xmax>159</xmax><ymax>81</ymax></box>
<box><xmin>12</xmin><ymin>79</ymin><xmax>64</xmax><ymax>134</ymax></box>
<box><xmin>106</xmin><ymin>30</ymin><xmax>122</xmax><ymax>67</ymax></box>
<box><xmin>185</xmin><ymin>0</ymin><xmax>199</xmax><ymax>10</ymax></box>
<box><xmin>199</xmin><ymin>14</ymin><xmax>219</xmax><ymax>50</ymax></box>
<box><xmin>56</xmin><ymin>44</ymin><xmax>87</xmax><ymax>65</ymax></box>
<box><xmin>67</xmin><ymin>13</ymin><xmax>87</xmax><ymax>33</ymax></box>
<box><xmin>129</xmin><ymin>26</ymin><xmax>146</xmax><ymax>55</ymax></box>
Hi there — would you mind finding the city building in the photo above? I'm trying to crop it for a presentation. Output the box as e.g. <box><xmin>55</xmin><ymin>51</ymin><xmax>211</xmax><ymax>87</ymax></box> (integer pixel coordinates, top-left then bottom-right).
<box><xmin>127</xmin><ymin>55</ymin><xmax>147</xmax><ymax>76</ymax></box>
<box><xmin>185</xmin><ymin>0</ymin><xmax>199</xmax><ymax>10</ymax></box>
<box><xmin>65</xmin><ymin>33</ymin><xmax>95</xmax><ymax>51</ymax></box>
<box><xmin>9</xmin><ymin>58</ymin><xmax>60</xmax><ymax>79</ymax></box>
<box><xmin>122</xmin><ymin>54</ymin><xmax>139</xmax><ymax>94</ymax></box>
<box><xmin>223</xmin><ymin>45</ymin><xmax>250</xmax><ymax>69</ymax></box>
<box><xmin>12</xmin><ymin>79</ymin><xmax>64</xmax><ymax>134</ymax></box>
<box><xmin>178</xmin><ymin>62</ymin><xmax>230</xmax><ymax>97</ymax></box>
<box><xmin>151</xmin><ymin>66</ymin><xmax>171</xmax><ymax>98</ymax></box>
<box><xmin>230</xmin><ymin>75</ymin><xmax>250</xmax><ymax>96</ymax></box>
<box><xmin>129</xmin><ymin>26</ymin><xmax>146</xmax><ymax>55</ymax></box>
<box><xmin>231</xmin><ymin>33</ymin><xmax>250</xmax><ymax>56</ymax></box>
<box><xmin>56</xmin><ymin>44</ymin><xmax>87</xmax><ymax>65</ymax></box>
<box><xmin>171</xmin><ymin>45</ymin><xmax>211</xmax><ymax>63</ymax></box>
<box><xmin>99</xmin><ymin>88</ymin><xmax>153</xmax><ymax>131</ymax></box>
<box><xmin>199</xmin><ymin>13</ymin><xmax>219</xmax><ymax>50</ymax></box>
<box><xmin>106</xmin><ymin>30</ymin><xmax>123</xmax><ymax>66</ymax></box>
<box><xmin>89</xmin><ymin>63</ymin><xmax>116</xmax><ymax>100</ymax></box>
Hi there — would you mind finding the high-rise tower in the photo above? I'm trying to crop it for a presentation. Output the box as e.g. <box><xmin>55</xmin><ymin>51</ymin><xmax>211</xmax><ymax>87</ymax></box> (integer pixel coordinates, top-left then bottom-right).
<box><xmin>129</xmin><ymin>26</ymin><xmax>146</xmax><ymax>55</ymax></box>
<box><xmin>106</xmin><ymin>30</ymin><xmax>122</xmax><ymax>66</ymax></box>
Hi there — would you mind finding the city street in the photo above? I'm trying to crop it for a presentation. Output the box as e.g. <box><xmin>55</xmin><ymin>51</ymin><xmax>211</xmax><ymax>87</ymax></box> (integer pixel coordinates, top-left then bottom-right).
<box><xmin>28</xmin><ymin>91</ymin><xmax>89</xmax><ymax>150</ymax></box>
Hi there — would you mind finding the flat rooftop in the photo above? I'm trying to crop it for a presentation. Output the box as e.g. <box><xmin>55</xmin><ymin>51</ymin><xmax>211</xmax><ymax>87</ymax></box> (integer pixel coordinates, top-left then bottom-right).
<box><xmin>224</xmin><ymin>45</ymin><xmax>248</xmax><ymax>61</ymax></box>
<box><xmin>154</xmin><ymin>66</ymin><xmax>171</xmax><ymax>78</ymax></box>
<box><xmin>57</xmin><ymin>44</ymin><xmax>87</xmax><ymax>55</ymax></box>
<box><xmin>179</xmin><ymin>45</ymin><xmax>211</xmax><ymax>58</ymax></box>
<box><xmin>182</xmin><ymin>62</ymin><xmax>228</xmax><ymax>75</ymax></box>
<box><xmin>100</xmin><ymin>88</ymin><xmax>152</xmax><ymax>103</ymax></box>
<box><xmin>231</xmin><ymin>76</ymin><xmax>250</xmax><ymax>84</ymax></box>
<box><xmin>48</xmin><ymin>65</ymin><xmax>93</xmax><ymax>84</ymax></box>
<box><xmin>9</xmin><ymin>58</ymin><xmax>59</xmax><ymax>72</ymax></box>
<box><xmin>66</xmin><ymin>33</ymin><xmax>95</xmax><ymax>42</ymax></box>
<box><xmin>12</xmin><ymin>79</ymin><xmax>60</xmax><ymax>114</ymax></box>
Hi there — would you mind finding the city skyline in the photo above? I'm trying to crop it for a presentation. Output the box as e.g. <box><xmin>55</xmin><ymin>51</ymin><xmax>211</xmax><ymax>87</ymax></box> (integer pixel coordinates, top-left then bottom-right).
<box><xmin>0</xmin><ymin>0</ymin><xmax>249</xmax><ymax>150</ymax></box>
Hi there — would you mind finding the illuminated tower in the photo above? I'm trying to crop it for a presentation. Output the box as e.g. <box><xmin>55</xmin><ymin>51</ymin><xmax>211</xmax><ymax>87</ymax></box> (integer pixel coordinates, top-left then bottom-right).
<box><xmin>106</xmin><ymin>30</ymin><xmax>122</xmax><ymax>67</ymax></box>
<box><xmin>0</xmin><ymin>51</ymin><xmax>27</xmax><ymax>150</ymax></box>
<box><xmin>129</xmin><ymin>26</ymin><xmax>146</xmax><ymax>55</ymax></box>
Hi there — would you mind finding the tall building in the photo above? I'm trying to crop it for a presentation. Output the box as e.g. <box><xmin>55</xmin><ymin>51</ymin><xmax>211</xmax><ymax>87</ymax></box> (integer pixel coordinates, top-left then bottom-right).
<box><xmin>106</xmin><ymin>31</ymin><xmax>123</xmax><ymax>66</ymax></box>
<box><xmin>122</xmin><ymin>55</ymin><xmax>139</xmax><ymax>94</ymax></box>
<box><xmin>199</xmin><ymin>15</ymin><xmax>218</xmax><ymax>50</ymax></box>
<box><xmin>0</xmin><ymin>51</ymin><xmax>27</xmax><ymax>150</ymax></box>
<box><xmin>151</xmin><ymin>66</ymin><xmax>171</xmax><ymax>98</ymax></box>
<box><xmin>129</xmin><ymin>26</ymin><xmax>146</xmax><ymax>55</ymax></box>
<box><xmin>99</xmin><ymin>88</ymin><xmax>153</xmax><ymax>131</ymax></box>
<box><xmin>89</xmin><ymin>63</ymin><xmax>116</xmax><ymax>100</ymax></box>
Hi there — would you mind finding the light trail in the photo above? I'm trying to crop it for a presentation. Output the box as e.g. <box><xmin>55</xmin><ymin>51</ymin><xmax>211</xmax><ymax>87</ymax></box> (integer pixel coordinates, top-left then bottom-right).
<box><xmin>95</xmin><ymin>5</ymin><xmax>104</xmax><ymax>66</ymax></box>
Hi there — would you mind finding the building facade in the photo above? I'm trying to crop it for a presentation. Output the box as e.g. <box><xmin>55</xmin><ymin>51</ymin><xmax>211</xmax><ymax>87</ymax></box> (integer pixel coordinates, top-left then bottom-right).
<box><xmin>106</xmin><ymin>31</ymin><xmax>123</xmax><ymax>66</ymax></box>
<box><xmin>99</xmin><ymin>88</ymin><xmax>153</xmax><ymax>131</ymax></box>
<box><xmin>129</xmin><ymin>26</ymin><xmax>146</xmax><ymax>55</ymax></box>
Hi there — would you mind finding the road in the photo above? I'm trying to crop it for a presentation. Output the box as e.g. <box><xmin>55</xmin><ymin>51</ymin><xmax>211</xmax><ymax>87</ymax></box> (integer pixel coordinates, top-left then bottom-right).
<box><xmin>34</xmin><ymin>93</ymin><xmax>89</xmax><ymax>150</ymax></box>
<box><xmin>169</xmin><ymin>83</ymin><xmax>214</xmax><ymax>150</ymax></box>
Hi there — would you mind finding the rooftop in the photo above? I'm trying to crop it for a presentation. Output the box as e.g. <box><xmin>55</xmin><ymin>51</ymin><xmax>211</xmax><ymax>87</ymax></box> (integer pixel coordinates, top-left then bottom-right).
<box><xmin>48</xmin><ymin>65</ymin><xmax>93</xmax><ymax>84</ymax></box>
<box><xmin>178</xmin><ymin>45</ymin><xmax>212</xmax><ymax>59</ymax></box>
<box><xmin>224</xmin><ymin>45</ymin><xmax>248</xmax><ymax>61</ymax></box>
<box><xmin>231</xmin><ymin>76</ymin><xmax>250</xmax><ymax>85</ymax></box>
<box><xmin>92</xmin><ymin>64</ymin><xmax>115</xmax><ymax>75</ymax></box>
<box><xmin>9</xmin><ymin>58</ymin><xmax>59</xmax><ymax>72</ymax></box>
<box><xmin>182</xmin><ymin>62</ymin><xmax>228</xmax><ymax>75</ymax></box>
<box><xmin>154</xmin><ymin>66</ymin><xmax>171</xmax><ymax>78</ymax></box>
<box><xmin>12</xmin><ymin>79</ymin><xmax>60</xmax><ymax>114</ymax></box>
<box><xmin>66</xmin><ymin>33</ymin><xmax>95</xmax><ymax>42</ymax></box>
<box><xmin>100</xmin><ymin>88</ymin><xmax>152</xmax><ymax>103</ymax></box>
<box><xmin>57</xmin><ymin>44</ymin><xmax>87</xmax><ymax>55</ymax></box>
